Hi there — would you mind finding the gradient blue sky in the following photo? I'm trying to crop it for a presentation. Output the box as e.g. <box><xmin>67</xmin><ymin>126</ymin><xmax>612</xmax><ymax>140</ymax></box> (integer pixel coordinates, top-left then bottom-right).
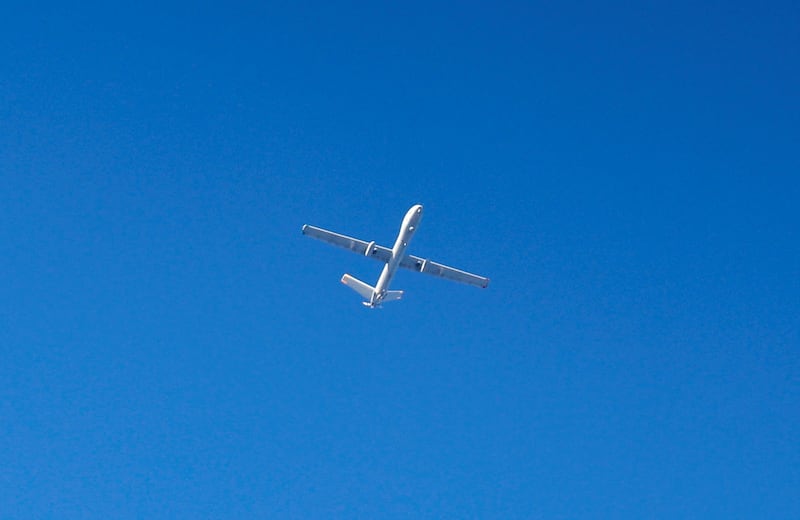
<box><xmin>2</xmin><ymin>1</ymin><xmax>798</xmax><ymax>518</ymax></box>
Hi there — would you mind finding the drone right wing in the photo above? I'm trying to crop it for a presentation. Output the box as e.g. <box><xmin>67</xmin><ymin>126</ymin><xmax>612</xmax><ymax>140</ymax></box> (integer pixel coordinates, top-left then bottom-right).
<box><xmin>399</xmin><ymin>254</ymin><xmax>490</xmax><ymax>289</ymax></box>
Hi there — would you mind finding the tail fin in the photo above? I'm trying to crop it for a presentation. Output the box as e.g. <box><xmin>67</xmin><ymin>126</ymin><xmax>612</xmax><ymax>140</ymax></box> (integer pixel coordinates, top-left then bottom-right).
<box><xmin>341</xmin><ymin>274</ymin><xmax>375</xmax><ymax>301</ymax></box>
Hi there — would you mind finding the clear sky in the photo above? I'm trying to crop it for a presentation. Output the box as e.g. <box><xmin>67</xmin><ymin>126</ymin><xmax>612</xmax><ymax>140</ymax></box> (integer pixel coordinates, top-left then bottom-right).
<box><xmin>2</xmin><ymin>1</ymin><xmax>798</xmax><ymax>518</ymax></box>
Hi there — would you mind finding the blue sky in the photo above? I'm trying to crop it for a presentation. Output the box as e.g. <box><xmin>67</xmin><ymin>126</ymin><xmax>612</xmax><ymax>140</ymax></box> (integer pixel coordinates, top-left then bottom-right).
<box><xmin>2</xmin><ymin>1</ymin><xmax>798</xmax><ymax>517</ymax></box>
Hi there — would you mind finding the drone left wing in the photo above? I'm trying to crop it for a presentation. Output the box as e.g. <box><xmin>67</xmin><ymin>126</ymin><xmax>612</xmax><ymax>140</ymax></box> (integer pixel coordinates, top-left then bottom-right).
<box><xmin>301</xmin><ymin>225</ymin><xmax>393</xmax><ymax>263</ymax></box>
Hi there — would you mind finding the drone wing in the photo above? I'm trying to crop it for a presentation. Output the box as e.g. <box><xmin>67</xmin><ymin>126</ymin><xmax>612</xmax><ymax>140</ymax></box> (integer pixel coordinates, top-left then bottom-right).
<box><xmin>399</xmin><ymin>254</ymin><xmax>490</xmax><ymax>289</ymax></box>
<box><xmin>301</xmin><ymin>225</ymin><xmax>393</xmax><ymax>263</ymax></box>
<box><xmin>302</xmin><ymin>224</ymin><xmax>490</xmax><ymax>289</ymax></box>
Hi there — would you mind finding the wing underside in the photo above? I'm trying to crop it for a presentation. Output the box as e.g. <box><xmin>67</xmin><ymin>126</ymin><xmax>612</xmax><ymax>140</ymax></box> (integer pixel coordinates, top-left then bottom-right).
<box><xmin>301</xmin><ymin>225</ymin><xmax>392</xmax><ymax>263</ymax></box>
<box><xmin>302</xmin><ymin>224</ymin><xmax>489</xmax><ymax>288</ymax></box>
<box><xmin>399</xmin><ymin>254</ymin><xmax>490</xmax><ymax>288</ymax></box>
